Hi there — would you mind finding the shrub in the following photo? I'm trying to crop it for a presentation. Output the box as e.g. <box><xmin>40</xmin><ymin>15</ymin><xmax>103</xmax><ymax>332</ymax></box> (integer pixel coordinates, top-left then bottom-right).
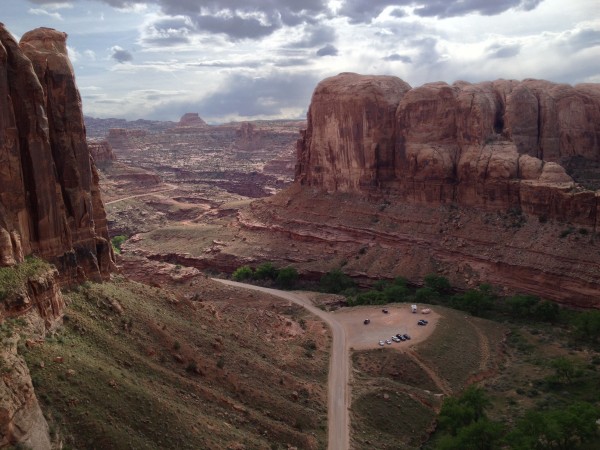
<box><xmin>319</xmin><ymin>269</ymin><xmax>355</xmax><ymax>294</ymax></box>
<box><xmin>254</xmin><ymin>262</ymin><xmax>278</xmax><ymax>280</ymax></box>
<box><xmin>0</xmin><ymin>256</ymin><xmax>51</xmax><ymax>302</ymax></box>
<box><xmin>275</xmin><ymin>267</ymin><xmax>298</xmax><ymax>289</ymax></box>
<box><xmin>111</xmin><ymin>235</ymin><xmax>127</xmax><ymax>254</ymax></box>
<box><xmin>232</xmin><ymin>265</ymin><xmax>253</xmax><ymax>281</ymax></box>
<box><xmin>424</xmin><ymin>274</ymin><xmax>452</xmax><ymax>295</ymax></box>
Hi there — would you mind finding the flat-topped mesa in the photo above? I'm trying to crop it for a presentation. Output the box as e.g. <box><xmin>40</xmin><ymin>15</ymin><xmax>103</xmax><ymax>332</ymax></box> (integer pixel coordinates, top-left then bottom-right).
<box><xmin>0</xmin><ymin>25</ymin><xmax>113</xmax><ymax>282</ymax></box>
<box><xmin>296</xmin><ymin>73</ymin><xmax>600</xmax><ymax>226</ymax></box>
<box><xmin>88</xmin><ymin>139</ymin><xmax>116</xmax><ymax>164</ymax></box>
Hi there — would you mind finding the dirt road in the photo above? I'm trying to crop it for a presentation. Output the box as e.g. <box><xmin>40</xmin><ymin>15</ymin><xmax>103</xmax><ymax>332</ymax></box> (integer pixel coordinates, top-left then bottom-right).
<box><xmin>214</xmin><ymin>280</ymin><xmax>439</xmax><ymax>450</ymax></box>
<box><xmin>105</xmin><ymin>184</ymin><xmax>177</xmax><ymax>205</ymax></box>
<box><xmin>216</xmin><ymin>279</ymin><xmax>350</xmax><ymax>450</ymax></box>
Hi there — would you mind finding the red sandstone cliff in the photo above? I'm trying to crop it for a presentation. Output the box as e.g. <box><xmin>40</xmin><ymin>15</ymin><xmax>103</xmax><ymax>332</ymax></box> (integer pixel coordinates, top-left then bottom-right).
<box><xmin>296</xmin><ymin>73</ymin><xmax>600</xmax><ymax>227</ymax></box>
<box><xmin>0</xmin><ymin>25</ymin><xmax>113</xmax><ymax>283</ymax></box>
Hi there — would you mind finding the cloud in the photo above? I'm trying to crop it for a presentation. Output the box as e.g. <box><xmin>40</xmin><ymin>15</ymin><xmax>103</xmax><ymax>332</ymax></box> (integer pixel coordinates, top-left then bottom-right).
<box><xmin>338</xmin><ymin>0</ymin><xmax>545</xmax><ymax>23</ymax></box>
<box><xmin>26</xmin><ymin>1</ymin><xmax>73</xmax><ymax>9</ymax></box>
<box><xmin>487</xmin><ymin>43</ymin><xmax>521</xmax><ymax>58</ymax></box>
<box><xmin>89</xmin><ymin>0</ymin><xmax>330</xmax><ymax>41</ymax></box>
<box><xmin>316</xmin><ymin>44</ymin><xmax>338</xmax><ymax>57</ymax></box>
<box><xmin>111</xmin><ymin>45</ymin><xmax>133</xmax><ymax>63</ymax></box>
<box><xmin>414</xmin><ymin>0</ymin><xmax>544</xmax><ymax>18</ymax></box>
<box><xmin>28</xmin><ymin>8</ymin><xmax>63</xmax><ymax>20</ymax></box>
<box><xmin>141</xmin><ymin>16</ymin><xmax>193</xmax><ymax>46</ymax></box>
<box><xmin>563</xmin><ymin>27</ymin><xmax>600</xmax><ymax>52</ymax></box>
<box><xmin>383</xmin><ymin>53</ymin><xmax>412</xmax><ymax>63</ymax></box>
<box><xmin>149</xmin><ymin>70</ymin><xmax>319</xmax><ymax>121</ymax></box>
<box><xmin>289</xmin><ymin>24</ymin><xmax>336</xmax><ymax>48</ymax></box>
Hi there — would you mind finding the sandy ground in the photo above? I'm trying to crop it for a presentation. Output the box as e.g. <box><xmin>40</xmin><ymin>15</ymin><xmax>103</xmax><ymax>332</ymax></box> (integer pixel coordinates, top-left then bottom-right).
<box><xmin>332</xmin><ymin>304</ymin><xmax>439</xmax><ymax>350</ymax></box>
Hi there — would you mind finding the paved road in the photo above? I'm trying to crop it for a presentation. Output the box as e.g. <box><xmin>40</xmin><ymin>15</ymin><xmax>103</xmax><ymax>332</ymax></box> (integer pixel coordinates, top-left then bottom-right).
<box><xmin>214</xmin><ymin>279</ymin><xmax>350</xmax><ymax>450</ymax></box>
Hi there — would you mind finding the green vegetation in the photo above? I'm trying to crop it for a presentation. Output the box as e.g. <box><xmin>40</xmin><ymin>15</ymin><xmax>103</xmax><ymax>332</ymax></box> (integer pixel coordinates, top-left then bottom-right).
<box><xmin>319</xmin><ymin>268</ymin><xmax>355</xmax><ymax>294</ymax></box>
<box><xmin>0</xmin><ymin>256</ymin><xmax>51</xmax><ymax>302</ymax></box>
<box><xmin>110</xmin><ymin>235</ymin><xmax>127</xmax><ymax>254</ymax></box>
<box><xmin>431</xmin><ymin>387</ymin><xmax>600</xmax><ymax>450</ymax></box>
<box><xmin>231</xmin><ymin>263</ymin><xmax>299</xmax><ymax>289</ymax></box>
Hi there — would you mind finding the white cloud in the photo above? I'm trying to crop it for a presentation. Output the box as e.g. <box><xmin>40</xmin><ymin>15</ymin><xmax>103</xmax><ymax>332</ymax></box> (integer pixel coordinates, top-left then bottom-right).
<box><xmin>28</xmin><ymin>8</ymin><xmax>63</xmax><ymax>20</ymax></box>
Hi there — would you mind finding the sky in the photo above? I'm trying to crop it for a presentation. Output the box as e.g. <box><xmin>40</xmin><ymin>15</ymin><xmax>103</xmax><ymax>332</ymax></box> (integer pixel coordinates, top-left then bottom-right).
<box><xmin>2</xmin><ymin>0</ymin><xmax>599</xmax><ymax>123</ymax></box>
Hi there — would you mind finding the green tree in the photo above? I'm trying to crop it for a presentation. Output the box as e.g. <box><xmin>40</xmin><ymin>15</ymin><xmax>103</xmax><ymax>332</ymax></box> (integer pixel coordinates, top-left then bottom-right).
<box><xmin>573</xmin><ymin>310</ymin><xmax>600</xmax><ymax>345</ymax></box>
<box><xmin>319</xmin><ymin>269</ymin><xmax>355</xmax><ymax>294</ymax></box>
<box><xmin>505</xmin><ymin>294</ymin><xmax>540</xmax><ymax>318</ymax></box>
<box><xmin>437</xmin><ymin>419</ymin><xmax>503</xmax><ymax>450</ymax></box>
<box><xmin>533</xmin><ymin>300</ymin><xmax>560</xmax><ymax>323</ymax></box>
<box><xmin>424</xmin><ymin>274</ymin><xmax>452</xmax><ymax>295</ymax></box>
<box><xmin>550</xmin><ymin>357</ymin><xmax>580</xmax><ymax>384</ymax></box>
<box><xmin>232</xmin><ymin>265</ymin><xmax>253</xmax><ymax>281</ymax></box>
<box><xmin>275</xmin><ymin>267</ymin><xmax>298</xmax><ymax>289</ymax></box>
<box><xmin>254</xmin><ymin>262</ymin><xmax>278</xmax><ymax>280</ymax></box>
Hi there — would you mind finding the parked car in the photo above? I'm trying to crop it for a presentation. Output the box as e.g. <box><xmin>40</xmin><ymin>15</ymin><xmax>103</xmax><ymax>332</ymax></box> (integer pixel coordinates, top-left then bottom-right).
<box><xmin>385</xmin><ymin>339</ymin><xmax>392</xmax><ymax>345</ymax></box>
<box><xmin>418</xmin><ymin>320</ymin><xmax>426</xmax><ymax>326</ymax></box>
<box><xmin>379</xmin><ymin>340</ymin><xmax>385</xmax><ymax>346</ymax></box>
<box><xmin>392</xmin><ymin>336</ymin><xmax>400</xmax><ymax>342</ymax></box>
<box><xmin>382</xmin><ymin>308</ymin><xmax>389</xmax><ymax>314</ymax></box>
<box><xmin>364</xmin><ymin>319</ymin><xmax>371</xmax><ymax>325</ymax></box>
<box><xmin>403</xmin><ymin>334</ymin><xmax>411</xmax><ymax>340</ymax></box>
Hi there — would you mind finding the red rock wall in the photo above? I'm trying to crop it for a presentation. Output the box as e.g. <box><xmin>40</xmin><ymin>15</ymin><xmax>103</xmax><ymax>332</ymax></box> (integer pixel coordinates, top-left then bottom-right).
<box><xmin>0</xmin><ymin>25</ymin><xmax>113</xmax><ymax>282</ymax></box>
<box><xmin>296</xmin><ymin>73</ymin><xmax>600</xmax><ymax>227</ymax></box>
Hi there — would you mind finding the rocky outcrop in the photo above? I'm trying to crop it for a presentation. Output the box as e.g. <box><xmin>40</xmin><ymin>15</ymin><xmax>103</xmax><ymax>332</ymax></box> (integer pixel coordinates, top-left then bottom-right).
<box><xmin>88</xmin><ymin>139</ymin><xmax>116</xmax><ymax>164</ymax></box>
<box><xmin>106</xmin><ymin>128</ymin><xmax>147</xmax><ymax>154</ymax></box>
<box><xmin>177</xmin><ymin>112</ymin><xmax>207</xmax><ymax>128</ymax></box>
<box><xmin>0</xmin><ymin>25</ymin><xmax>113</xmax><ymax>282</ymax></box>
<box><xmin>296</xmin><ymin>73</ymin><xmax>600</xmax><ymax>227</ymax></box>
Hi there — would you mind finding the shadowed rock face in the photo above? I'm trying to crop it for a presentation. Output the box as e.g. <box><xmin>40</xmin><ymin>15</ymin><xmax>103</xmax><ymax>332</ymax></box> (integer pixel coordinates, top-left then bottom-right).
<box><xmin>0</xmin><ymin>25</ymin><xmax>113</xmax><ymax>282</ymax></box>
<box><xmin>297</xmin><ymin>73</ymin><xmax>600</xmax><ymax>227</ymax></box>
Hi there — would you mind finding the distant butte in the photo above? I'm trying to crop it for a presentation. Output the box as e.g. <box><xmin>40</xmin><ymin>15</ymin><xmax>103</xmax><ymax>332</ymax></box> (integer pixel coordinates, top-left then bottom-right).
<box><xmin>177</xmin><ymin>112</ymin><xmax>208</xmax><ymax>127</ymax></box>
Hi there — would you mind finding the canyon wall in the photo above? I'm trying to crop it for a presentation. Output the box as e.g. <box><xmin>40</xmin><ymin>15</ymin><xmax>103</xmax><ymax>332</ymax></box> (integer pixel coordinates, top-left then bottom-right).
<box><xmin>296</xmin><ymin>73</ymin><xmax>600</xmax><ymax>227</ymax></box>
<box><xmin>0</xmin><ymin>25</ymin><xmax>113</xmax><ymax>282</ymax></box>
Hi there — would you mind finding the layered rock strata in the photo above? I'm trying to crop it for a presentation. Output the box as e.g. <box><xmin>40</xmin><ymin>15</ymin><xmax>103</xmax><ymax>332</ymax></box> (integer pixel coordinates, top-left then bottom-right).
<box><xmin>296</xmin><ymin>73</ymin><xmax>600</xmax><ymax>227</ymax></box>
<box><xmin>0</xmin><ymin>25</ymin><xmax>113</xmax><ymax>282</ymax></box>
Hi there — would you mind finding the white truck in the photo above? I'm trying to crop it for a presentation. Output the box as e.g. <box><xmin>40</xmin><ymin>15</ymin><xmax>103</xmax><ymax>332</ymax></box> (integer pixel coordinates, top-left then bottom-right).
<box><xmin>411</xmin><ymin>304</ymin><xmax>418</xmax><ymax>313</ymax></box>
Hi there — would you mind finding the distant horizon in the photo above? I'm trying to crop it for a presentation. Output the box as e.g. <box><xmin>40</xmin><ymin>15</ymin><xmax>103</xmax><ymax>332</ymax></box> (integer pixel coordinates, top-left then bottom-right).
<box><xmin>4</xmin><ymin>0</ymin><xmax>599</xmax><ymax>122</ymax></box>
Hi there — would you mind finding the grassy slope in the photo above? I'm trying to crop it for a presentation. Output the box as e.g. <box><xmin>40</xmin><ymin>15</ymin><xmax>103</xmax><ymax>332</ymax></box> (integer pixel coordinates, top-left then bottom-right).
<box><xmin>24</xmin><ymin>277</ymin><xmax>328</xmax><ymax>450</ymax></box>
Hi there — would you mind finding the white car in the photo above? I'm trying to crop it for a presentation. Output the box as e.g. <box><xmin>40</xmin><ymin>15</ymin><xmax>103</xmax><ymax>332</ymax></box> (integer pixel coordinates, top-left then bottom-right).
<box><xmin>392</xmin><ymin>336</ymin><xmax>400</xmax><ymax>342</ymax></box>
<box><xmin>385</xmin><ymin>339</ymin><xmax>392</xmax><ymax>345</ymax></box>
<box><xmin>378</xmin><ymin>340</ymin><xmax>385</xmax><ymax>346</ymax></box>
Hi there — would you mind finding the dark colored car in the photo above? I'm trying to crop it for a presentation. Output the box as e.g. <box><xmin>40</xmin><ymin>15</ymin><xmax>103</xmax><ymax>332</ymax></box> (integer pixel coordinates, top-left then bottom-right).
<box><xmin>382</xmin><ymin>309</ymin><xmax>389</xmax><ymax>314</ymax></box>
<box><xmin>364</xmin><ymin>319</ymin><xmax>371</xmax><ymax>325</ymax></box>
<box><xmin>403</xmin><ymin>334</ymin><xmax>411</xmax><ymax>340</ymax></box>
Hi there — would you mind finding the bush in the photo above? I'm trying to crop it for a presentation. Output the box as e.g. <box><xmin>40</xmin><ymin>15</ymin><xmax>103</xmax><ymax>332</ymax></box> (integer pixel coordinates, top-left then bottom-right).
<box><xmin>232</xmin><ymin>265</ymin><xmax>253</xmax><ymax>281</ymax></box>
<box><xmin>254</xmin><ymin>262</ymin><xmax>278</xmax><ymax>280</ymax></box>
<box><xmin>319</xmin><ymin>269</ymin><xmax>355</xmax><ymax>294</ymax></box>
<box><xmin>111</xmin><ymin>235</ymin><xmax>127</xmax><ymax>254</ymax></box>
<box><xmin>424</xmin><ymin>274</ymin><xmax>452</xmax><ymax>295</ymax></box>
<box><xmin>276</xmin><ymin>267</ymin><xmax>298</xmax><ymax>289</ymax></box>
<box><xmin>0</xmin><ymin>256</ymin><xmax>51</xmax><ymax>302</ymax></box>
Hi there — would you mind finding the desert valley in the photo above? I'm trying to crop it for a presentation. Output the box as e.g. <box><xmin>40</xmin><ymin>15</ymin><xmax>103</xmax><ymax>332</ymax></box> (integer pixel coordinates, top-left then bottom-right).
<box><xmin>2</xmin><ymin>13</ymin><xmax>600</xmax><ymax>450</ymax></box>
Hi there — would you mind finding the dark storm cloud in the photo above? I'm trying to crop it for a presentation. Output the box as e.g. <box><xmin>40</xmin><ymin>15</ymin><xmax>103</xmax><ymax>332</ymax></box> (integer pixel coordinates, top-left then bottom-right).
<box><xmin>150</xmin><ymin>71</ymin><xmax>320</xmax><ymax>119</ymax></box>
<box><xmin>339</xmin><ymin>0</ymin><xmax>545</xmax><ymax>23</ymax></box>
<box><xmin>383</xmin><ymin>53</ymin><xmax>412</xmax><ymax>63</ymax></box>
<box><xmin>487</xmin><ymin>43</ymin><xmax>521</xmax><ymax>58</ymax></box>
<box><xmin>316</xmin><ymin>44</ymin><xmax>338</xmax><ymax>57</ymax></box>
<box><xmin>111</xmin><ymin>46</ymin><xmax>133</xmax><ymax>63</ymax></box>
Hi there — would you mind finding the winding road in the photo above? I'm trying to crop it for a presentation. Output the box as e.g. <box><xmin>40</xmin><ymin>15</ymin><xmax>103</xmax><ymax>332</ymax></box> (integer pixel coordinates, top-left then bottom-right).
<box><xmin>215</xmin><ymin>279</ymin><xmax>350</xmax><ymax>450</ymax></box>
<box><xmin>214</xmin><ymin>279</ymin><xmax>440</xmax><ymax>449</ymax></box>
<box><xmin>105</xmin><ymin>184</ymin><xmax>177</xmax><ymax>205</ymax></box>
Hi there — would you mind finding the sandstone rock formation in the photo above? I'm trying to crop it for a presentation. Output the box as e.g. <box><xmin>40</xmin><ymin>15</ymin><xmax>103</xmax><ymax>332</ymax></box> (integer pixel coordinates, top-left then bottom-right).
<box><xmin>88</xmin><ymin>139</ymin><xmax>116</xmax><ymax>164</ymax></box>
<box><xmin>0</xmin><ymin>24</ymin><xmax>113</xmax><ymax>281</ymax></box>
<box><xmin>296</xmin><ymin>73</ymin><xmax>600</xmax><ymax>227</ymax></box>
<box><xmin>178</xmin><ymin>112</ymin><xmax>207</xmax><ymax>128</ymax></box>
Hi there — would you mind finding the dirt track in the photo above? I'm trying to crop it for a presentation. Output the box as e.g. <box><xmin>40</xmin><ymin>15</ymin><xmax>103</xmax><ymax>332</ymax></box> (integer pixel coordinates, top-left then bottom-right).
<box><xmin>214</xmin><ymin>280</ymin><xmax>439</xmax><ymax>450</ymax></box>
